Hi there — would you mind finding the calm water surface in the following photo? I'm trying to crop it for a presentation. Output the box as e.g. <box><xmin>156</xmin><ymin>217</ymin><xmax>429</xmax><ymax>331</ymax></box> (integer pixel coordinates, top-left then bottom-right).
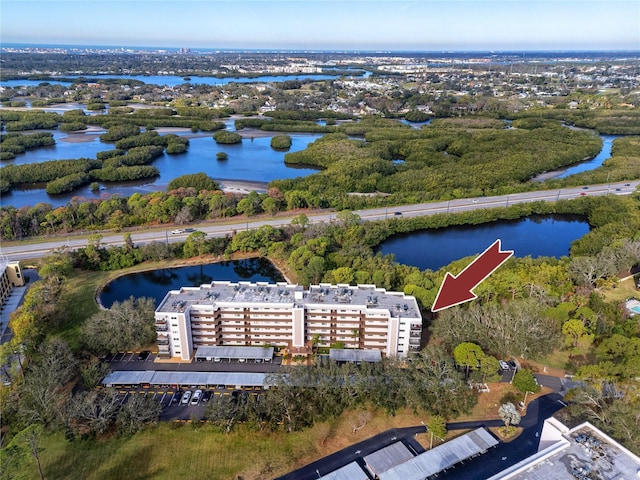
<box><xmin>1</xmin><ymin>132</ymin><xmax>322</xmax><ymax>208</ymax></box>
<box><xmin>0</xmin><ymin>71</ymin><xmax>368</xmax><ymax>88</ymax></box>
<box><xmin>556</xmin><ymin>135</ymin><xmax>616</xmax><ymax>178</ymax></box>
<box><xmin>100</xmin><ymin>257</ymin><xmax>284</xmax><ymax>308</ymax></box>
<box><xmin>377</xmin><ymin>215</ymin><xmax>589</xmax><ymax>271</ymax></box>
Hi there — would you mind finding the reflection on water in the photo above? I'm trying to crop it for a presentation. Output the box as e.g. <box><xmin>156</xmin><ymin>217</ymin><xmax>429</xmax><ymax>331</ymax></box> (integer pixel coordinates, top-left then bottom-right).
<box><xmin>377</xmin><ymin>214</ymin><xmax>589</xmax><ymax>271</ymax></box>
<box><xmin>99</xmin><ymin>257</ymin><xmax>284</xmax><ymax>308</ymax></box>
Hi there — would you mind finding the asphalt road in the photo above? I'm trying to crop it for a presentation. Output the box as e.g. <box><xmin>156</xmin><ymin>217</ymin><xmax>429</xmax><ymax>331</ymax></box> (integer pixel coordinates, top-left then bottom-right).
<box><xmin>2</xmin><ymin>180</ymin><xmax>638</xmax><ymax>261</ymax></box>
<box><xmin>437</xmin><ymin>393</ymin><xmax>567</xmax><ymax>480</ymax></box>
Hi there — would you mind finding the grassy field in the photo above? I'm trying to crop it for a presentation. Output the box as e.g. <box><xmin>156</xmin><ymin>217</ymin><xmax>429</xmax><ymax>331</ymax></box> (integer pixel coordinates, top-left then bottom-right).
<box><xmin>28</xmin><ymin>409</ymin><xmax>429</xmax><ymax>480</ymax></box>
<box><xmin>24</xmin><ymin>382</ymin><xmax>549</xmax><ymax>480</ymax></box>
<box><xmin>600</xmin><ymin>275</ymin><xmax>640</xmax><ymax>304</ymax></box>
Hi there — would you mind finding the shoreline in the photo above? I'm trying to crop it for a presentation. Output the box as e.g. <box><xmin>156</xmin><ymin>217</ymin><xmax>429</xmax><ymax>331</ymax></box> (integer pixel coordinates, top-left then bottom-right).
<box><xmin>216</xmin><ymin>179</ymin><xmax>268</xmax><ymax>194</ymax></box>
<box><xmin>95</xmin><ymin>252</ymin><xmax>295</xmax><ymax>309</ymax></box>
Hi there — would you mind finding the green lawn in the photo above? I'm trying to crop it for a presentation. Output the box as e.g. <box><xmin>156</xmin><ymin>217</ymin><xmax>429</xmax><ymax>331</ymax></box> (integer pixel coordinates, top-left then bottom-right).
<box><xmin>35</xmin><ymin>423</ymin><xmax>319</xmax><ymax>480</ymax></box>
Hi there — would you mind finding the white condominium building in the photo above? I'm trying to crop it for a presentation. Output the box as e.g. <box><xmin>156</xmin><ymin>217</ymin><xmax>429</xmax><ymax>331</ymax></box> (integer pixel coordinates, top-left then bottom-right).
<box><xmin>155</xmin><ymin>282</ymin><xmax>422</xmax><ymax>361</ymax></box>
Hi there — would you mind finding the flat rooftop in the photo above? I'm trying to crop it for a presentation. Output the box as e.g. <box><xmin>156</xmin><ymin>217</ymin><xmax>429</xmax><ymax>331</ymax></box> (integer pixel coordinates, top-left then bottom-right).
<box><xmin>157</xmin><ymin>282</ymin><xmax>421</xmax><ymax>319</ymax></box>
<box><xmin>494</xmin><ymin>422</ymin><xmax>640</xmax><ymax>480</ymax></box>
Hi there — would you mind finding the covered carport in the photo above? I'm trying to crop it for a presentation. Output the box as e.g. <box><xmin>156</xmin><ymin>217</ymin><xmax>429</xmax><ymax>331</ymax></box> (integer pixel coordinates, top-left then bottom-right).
<box><xmin>102</xmin><ymin>370</ymin><xmax>274</xmax><ymax>391</ymax></box>
<box><xmin>379</xmin><ymin>428</ymin><xmax>499</xmax><ymax>480</ymax></box>
<box><xmin>329</xmin><ymin>348</ymin><xmax>382</xmax><ymax>364</ymax></box>
<box><xmin>194</xmin><ymin>346</ymin><xmax>274</xmax><ymax>363</ymax></box>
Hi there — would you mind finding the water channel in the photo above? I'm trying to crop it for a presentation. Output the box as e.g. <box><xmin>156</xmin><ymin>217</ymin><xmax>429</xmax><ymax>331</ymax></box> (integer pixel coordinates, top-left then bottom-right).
<box><xmin>99</xmin><ymin>257</ymin><xmax>284</xmax><ymax>308</ymax></box>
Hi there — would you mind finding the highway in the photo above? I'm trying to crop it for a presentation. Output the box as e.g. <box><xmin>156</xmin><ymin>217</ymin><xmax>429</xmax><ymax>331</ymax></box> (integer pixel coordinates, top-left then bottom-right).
<box><xmin>1</xmin><ymin>180</ymin><xmax>638</xmax><ymax>261</ymax></box>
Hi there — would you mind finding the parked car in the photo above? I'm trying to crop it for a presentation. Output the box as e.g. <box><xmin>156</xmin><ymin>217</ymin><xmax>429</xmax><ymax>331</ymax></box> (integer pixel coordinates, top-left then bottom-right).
<box><xmin>181</xmin><ymin>390</ymin><xmax>192</xmax><ymax>404</ymax></box>
<box><xmin>137</xmin><ymin>350</ymin><xmax>150</xmax><ymax>361</ymax></box>
<box><xmin>499</xmin><ymin>360</ymin><xmax>510</xmax><ymax>370</ymax></box>
<box><xmin>202</xmin><ymin>391</ymin><xmax>212</xmax><ymax>403</ymax></box>
<box><xmin>191</xmin><ymin>389</ymin><xmax>203</xmax><ymax>405</ymax></box>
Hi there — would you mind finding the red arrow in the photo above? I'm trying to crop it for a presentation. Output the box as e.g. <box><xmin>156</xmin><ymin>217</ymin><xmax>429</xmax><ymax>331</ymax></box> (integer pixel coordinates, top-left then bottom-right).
<box><xmin>432</xmin><ymin>239</ymin><xmax>513</xmax><ymax>312</ymax></box>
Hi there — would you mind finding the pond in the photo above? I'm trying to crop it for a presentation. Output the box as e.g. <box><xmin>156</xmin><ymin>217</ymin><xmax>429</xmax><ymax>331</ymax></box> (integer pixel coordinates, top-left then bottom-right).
<box><xmin>377</xmin><ymin>214</ymin><xmax>590</xmax><ymax>271</ymax></box>
<box><xmin>99</xmin><ymin>257</ymin><xmax>284</xmax><ymax>308</ymax></box>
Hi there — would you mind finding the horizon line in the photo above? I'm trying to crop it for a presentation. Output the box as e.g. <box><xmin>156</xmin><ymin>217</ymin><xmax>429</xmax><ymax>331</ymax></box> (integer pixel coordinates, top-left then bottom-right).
<box><xmin>3</xmin><ymin>42</ymin><xmax>639</xmax><ymax>54</ymax></box>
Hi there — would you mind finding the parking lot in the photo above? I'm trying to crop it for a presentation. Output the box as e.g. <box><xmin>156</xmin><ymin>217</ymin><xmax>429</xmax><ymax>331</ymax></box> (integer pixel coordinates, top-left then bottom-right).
<box><xmin>114</xmin><ymin>385</ymin><xmax>261</xmax><ymax>421</ymax></box>
<box><xmin>102</xmin><ymin>351</ymin><xmax>156</xmax><ymax>363</ymax></box>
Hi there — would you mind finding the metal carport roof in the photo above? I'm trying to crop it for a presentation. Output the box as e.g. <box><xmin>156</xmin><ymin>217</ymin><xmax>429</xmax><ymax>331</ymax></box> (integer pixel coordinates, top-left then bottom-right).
<box><xmin>320</xmin><ymin>461</ymin><xmax>370</xmax><ymax>480</ymax></box>
<box><xmin>379</xmin><ymin>428</ymin><xmax>499</xmax><ymax>480</ymax></box>
<box><xmin>329</xmin><ymin>348</ymin><xmax>382</xmax><ymax>363</ymax></box>
<box><xmin>194</xmin><ymin>346</ymin><xmax>274</xmax><ymax>360</ymax></box>
<box><xmin>102</xmin><ymin>371</ymin><xmax>275</xmax><ymax>388</ymax></box>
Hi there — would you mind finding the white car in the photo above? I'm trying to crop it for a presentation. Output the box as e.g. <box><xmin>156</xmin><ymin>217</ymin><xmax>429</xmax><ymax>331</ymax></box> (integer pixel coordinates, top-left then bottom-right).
<box><xmin>181</xmin><ymin>390</ymin><xmax>192</xmax><ymax>404</ymax></box>
<box><xmin>191</xmin><ymin>389</ymin><xmax>203</xmax><ymax>405</ymax></box>
<box><xmin>499</xmin><ymin>360</ymin><xmax>510</xmax><ymax>370</ymax></box>
<box><xmin>171</xmin><ymin>229</ymin><xmax>185</xmax><ymax>234</ymax></box>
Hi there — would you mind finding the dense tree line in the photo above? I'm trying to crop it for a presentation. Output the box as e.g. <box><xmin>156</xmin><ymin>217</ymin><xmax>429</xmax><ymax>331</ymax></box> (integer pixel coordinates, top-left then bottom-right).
<box><xmin>0</xmin><ymin>132</ymin><xmax>55</xmax><ymax>160</ymax></box>
<box><xmin>0</xmin><ymin>110</ymin><xmax>60</xmax><ymax>131</ymax></box>
<box><xmin>206</xmin><ymin>346</ymin><xmax>476</xmax><ymax>433</ymax></box>
<box><xmin>273</xmin><ymin>119</ymin><xmax>604</xmax><ymax>210</ymax></box>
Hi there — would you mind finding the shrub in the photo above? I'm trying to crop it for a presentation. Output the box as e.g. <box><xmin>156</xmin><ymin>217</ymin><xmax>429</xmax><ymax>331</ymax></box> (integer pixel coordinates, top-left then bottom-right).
<box><xmin>213</xmin><ymin>131</ymin><xmax>242</xmax><ymax>144</ymax></box>
<box><xmin>270</xmin><ymin>135</ymin><xmax>292</xmax><ymax>150</ymax></box>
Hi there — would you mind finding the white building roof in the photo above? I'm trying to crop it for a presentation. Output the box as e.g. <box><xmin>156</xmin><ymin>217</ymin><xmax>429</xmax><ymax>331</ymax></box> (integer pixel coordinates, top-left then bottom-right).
<box><xmin>156</xmin><ymin>281</ymin><xmax>421</xmax><ymax>320</ymax></box>
<box><xmin>489</xmin><ymin>420</ymin><xmax>640</xmax><ymax>480</ymax></box>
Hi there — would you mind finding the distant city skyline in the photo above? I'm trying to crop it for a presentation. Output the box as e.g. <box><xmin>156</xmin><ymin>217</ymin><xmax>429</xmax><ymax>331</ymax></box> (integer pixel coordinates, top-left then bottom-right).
<box><xmin>1</xmin><ymin>0</ymin><xmax>639</xmax><ymax>52</ymax></box>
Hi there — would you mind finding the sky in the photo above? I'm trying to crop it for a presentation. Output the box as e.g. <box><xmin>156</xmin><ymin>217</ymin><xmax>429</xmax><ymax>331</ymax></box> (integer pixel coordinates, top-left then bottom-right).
<box><xmin>1</xmin><ymin>0</ymin><xmax>639</xmax><ymax>51</ymax></box>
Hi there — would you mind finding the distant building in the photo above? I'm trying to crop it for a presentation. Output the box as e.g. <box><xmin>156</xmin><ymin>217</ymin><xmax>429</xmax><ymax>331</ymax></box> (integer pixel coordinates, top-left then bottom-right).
<box><xmin>0</xmin><ymin>260</ymin><xmax>24</xmax><ymax>306</ymax></box>
<box><xmin>154</xmin><ymin>282</ymin><xmax>422</xmax><ymax>361</ymax></box>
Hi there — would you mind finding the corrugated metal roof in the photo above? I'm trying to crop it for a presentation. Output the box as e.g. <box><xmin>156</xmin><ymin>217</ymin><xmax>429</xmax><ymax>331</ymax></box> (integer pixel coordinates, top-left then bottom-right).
<box><xmin>379</xmin><ymin>428</ymin><xmax>499</xmax><ymax>480</ymax></box>
<box><xmin>364</xmin><ymin>441</ymin><xmax>414</xmax><ymax>475</ymax></box>
<box><xmin>194</xmin><ymin>346</ymin><xmax>274</xmax><ymax>360</ymax></box>
<box><xmin>102</xmin><ymin>370</ymin><xmax>273</xmax><ymax>387</ymax></box>
<box><xmin>320</xmin><ymin>461</ymin><xmax>370</xmax><ymax>480</ymax></box>
<box><xmin>329</xmin><ymin>348</ymin><xmax>382</xmax><ymax>363</ymax></box>
<box><xmin>102</xmin><ymin>370</ymin><xmax>155</xmax><ymax>385</ymax></box>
